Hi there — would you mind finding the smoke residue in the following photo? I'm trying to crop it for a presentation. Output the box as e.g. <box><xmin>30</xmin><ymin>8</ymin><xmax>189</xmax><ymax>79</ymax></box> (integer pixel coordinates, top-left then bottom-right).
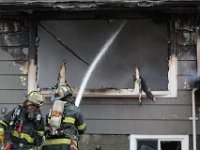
<box><xmin>190</xmin><ymin>76</ymin><xmax>200</xmax><ymax>89</ymax></box>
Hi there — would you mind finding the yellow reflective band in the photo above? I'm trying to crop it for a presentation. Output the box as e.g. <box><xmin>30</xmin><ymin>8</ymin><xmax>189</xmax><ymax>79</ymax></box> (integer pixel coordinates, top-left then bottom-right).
<box><xmin>37</xmin><ymin>130</ymin><xmax>44</xmax><ymax>136</ymax></box>
<box><xmin>61</xmin><ymin>86</ymin><xmax>70</xmax><ymax>93</ymax></box>
<box><xmin>0</xmin><ymin>120</ymin><xmax>8</xmax><ymax>128</ymax></box>
<box><xmin>43</xmin><ymin>138</ymin><xmax>71</xmax><ymax>145</ymax></box>
<box><xmin>63</xmin><ymin>117</ymin><xmax>75</xmax><ymax>124</ymax></box>
<box><xmin>12</xmin><ymin>130</ymin><xmax>34</xmax><ymax>143</ymax></box>
<box><xmin>56</xmin><ymin>86</ymin><xmax>71</xmax><ymax>94</ymax></box>
<box><xmin>0</xmin><ymin>128</ymin><xmax>4</xmax><ymax>133</ymax></box>
<box><xmin>55</xmin><ymin>89</ymin><xmax>59</xmax><ymax>94</ymax></box>
<box><xmin>47</xmin><ymin>118</ymin><xmax>50</xmax><ymax>125</ymax></box>
<box><xmin>28</xmin><ymin>92</ymin><xmax>37</xmax><ymax>99</ymax></box>
<box><xmin>29</xmin><ymin>92</ymin><xmax>34</xmax><ymax>97</ymax></box>
<box><xmin>78</xmin><ymin>123</ymin><xmax>86</xmax><ymax>130</ymax></box>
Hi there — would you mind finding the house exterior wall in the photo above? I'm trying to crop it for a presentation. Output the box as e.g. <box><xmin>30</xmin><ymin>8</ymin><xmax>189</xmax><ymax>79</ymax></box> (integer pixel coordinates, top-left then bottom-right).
<box><xmin>39</xmin><ymin>15</ymin><xmax>198</xmax><ymax>150</ymax></box>
<box><xmin>0</xmin><ymin>13</ymin><xmax>198</xmax><ymax>150</ymax></box>
<box><xmin>0</xmin><ymin>19</ymin><xmax>29</xmax><ymax>114</ymax></box>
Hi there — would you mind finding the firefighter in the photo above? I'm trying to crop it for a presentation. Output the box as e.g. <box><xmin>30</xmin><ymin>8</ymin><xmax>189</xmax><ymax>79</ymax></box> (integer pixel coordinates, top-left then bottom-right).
<box><xmin>0</xmin><ymin>91</ymin><xmax>45</xmax><ymax>150</ymax></box>
<box><xmin>42</xmin><ymin>85</ymin><xmax>86</xmax><ymax>150</ymax></box>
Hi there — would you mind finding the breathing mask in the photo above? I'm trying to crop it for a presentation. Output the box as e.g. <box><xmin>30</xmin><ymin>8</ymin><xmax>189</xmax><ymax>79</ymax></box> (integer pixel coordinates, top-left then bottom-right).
<box><xmin>26</xmin><ymin>104</ymin><xmax>39</xmax><ymax>120</ymax></box>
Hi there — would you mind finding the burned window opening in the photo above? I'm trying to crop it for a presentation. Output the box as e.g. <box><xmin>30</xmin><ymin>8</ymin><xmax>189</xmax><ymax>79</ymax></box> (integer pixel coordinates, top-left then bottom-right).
<box><xmin>37</xmin><ymin>19</ymin><xmax>175</xmax><ymax>98</ymax></box>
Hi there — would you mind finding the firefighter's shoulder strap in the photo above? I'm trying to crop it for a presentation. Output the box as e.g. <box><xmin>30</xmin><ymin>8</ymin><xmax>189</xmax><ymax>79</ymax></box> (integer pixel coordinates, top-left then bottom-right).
<box><xmin>9</xmin><ymin>105</ymin><xmax>22</xmax><ymax>126</ymax></box>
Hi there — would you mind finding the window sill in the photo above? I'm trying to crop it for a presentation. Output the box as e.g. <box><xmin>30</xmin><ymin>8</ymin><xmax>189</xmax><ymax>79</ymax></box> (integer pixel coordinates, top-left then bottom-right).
<box><xmin>40</xmin><ymin>88</ymin><xmax>176</xmax><ymax>98</ymax></box>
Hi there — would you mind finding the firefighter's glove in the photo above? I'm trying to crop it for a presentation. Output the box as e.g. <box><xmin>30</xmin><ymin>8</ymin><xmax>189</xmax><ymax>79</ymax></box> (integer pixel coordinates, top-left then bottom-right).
<box><xmin>0</xmin><ymin>131</ymin><xmax>4</xmax><ymax>146</ymax></box>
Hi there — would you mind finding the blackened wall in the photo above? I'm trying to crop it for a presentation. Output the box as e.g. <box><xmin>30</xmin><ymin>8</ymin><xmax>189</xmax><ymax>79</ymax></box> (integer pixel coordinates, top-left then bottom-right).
<box><xmin>0</xmin><ymin>20</ymin><xmax>29</xmax><ymax>115</ymax></box>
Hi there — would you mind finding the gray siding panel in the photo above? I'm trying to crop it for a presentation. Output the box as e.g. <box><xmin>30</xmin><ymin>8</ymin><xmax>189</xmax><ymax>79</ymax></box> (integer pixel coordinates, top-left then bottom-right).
<box><xmin>196</xmin><ymin>122</ymin><xmax>200</xmax><ymax>134</ymax></box>
<box><xmin>0</xmin><ymin>90</ymin><xmax>27</xmax><ymax>103</ymax></box>
<box><xmin>76</xmin><ymin>90</ymin><xmax>193</xmax><ymax>134</ymax></box>
<box><xmin>0</xmin><ymin>48</ymin><xmax>28</xmax><ymax>60</ymax></box>
<box><xmin>63</xmin><ymin>92</ymin><xmax>193</xmax><ymax>135</ymax></box>
<box><xmin>178</xmin><ymin>76</ymin><xmax>193</xmax><ymax>90</ymax></box>
<box><xmin>0</xmin><ymin>75</ymin><xmax>27</xmax><ymax>89</ymax></box>
<box><xmin>0</xmin><ymin>104</ymin><xmax>20</xmax><ymax>117</ymax></box>
<box><xmin>85</xmin><ymin>120</ymin><xmax>192</xmax><ymax>134</ymax></box>
<box><xmin>34</xmin><ymin>103</ymin><xmax>193</xmax><ymax>135</ymax></box>
<box><xmin>0</xmin><ymin>98</ymin><xmax>194</xmax><ymax>135</ymax></box>
<box><xmin>81</xmin><ymin>105</ymin><xmax>191</xmax><ymax>120</ymax></box>
<box><xmin>79</xmin><ymin>135</ymin><xmax>129</xmax><ymax>150</ymax></box>
<box><xmin>0</xmin><ymin>61</ymin><xmax>28</xmax><ymax>74</ymax></box>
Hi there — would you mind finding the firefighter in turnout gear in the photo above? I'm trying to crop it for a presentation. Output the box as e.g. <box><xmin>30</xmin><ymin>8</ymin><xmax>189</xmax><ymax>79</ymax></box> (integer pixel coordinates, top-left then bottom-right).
<box><xmin>42</xmin><ymin>84</ymin><xmax>86</xmax><ymax>150</ymax></box>
<box><xmin>0</xmin><ymin>91</ymin><xmax>45</xmax><ymax>150</ymax></box>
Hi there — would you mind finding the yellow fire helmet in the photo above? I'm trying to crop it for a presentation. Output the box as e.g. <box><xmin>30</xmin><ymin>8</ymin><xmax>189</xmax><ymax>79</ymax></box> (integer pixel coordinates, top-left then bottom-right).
<box><xmin>54</xmin><ymin>85</ymin><xmax>72</xmax><ymax>100</ymax></box>
<box><xmin>27</xmin><ymin>91</ymin><xmax>44</xmax><ymax>106</ymax></box>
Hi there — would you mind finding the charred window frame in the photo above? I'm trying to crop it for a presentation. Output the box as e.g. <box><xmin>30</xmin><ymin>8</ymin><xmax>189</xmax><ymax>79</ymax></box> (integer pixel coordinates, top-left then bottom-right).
<box><xmin>33</xmin><ymin>16</ymin><xmax>177</xmax><ymax>99</ymax></box>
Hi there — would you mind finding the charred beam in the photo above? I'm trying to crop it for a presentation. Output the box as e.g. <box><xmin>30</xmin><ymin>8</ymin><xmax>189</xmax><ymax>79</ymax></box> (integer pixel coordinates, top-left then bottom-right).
<box><xmin>0</xmin><ymin>1</ymin><xmax>199</xmax><ymax>13</ymax></box>
<box><xmin>28</xmin><ymin>18</ymin><xmax>38</xmax><ymax>92</ymax></box>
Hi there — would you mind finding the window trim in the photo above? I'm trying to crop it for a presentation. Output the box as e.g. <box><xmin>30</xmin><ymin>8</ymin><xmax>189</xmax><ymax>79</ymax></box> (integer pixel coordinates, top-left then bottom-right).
<box><xmin>40</xmin><ymin>55</ymin><xmax>177</xmax><ymax>99</ymax></box>
<box><xmin>129</xmin><ymin>134</ymin><xmax>189</xmax><ymax>150</ymax></box>
<box><xmin>35</xmin><ymin>19</ymin><xmax>178</xmax><ymax>99</ymax></box>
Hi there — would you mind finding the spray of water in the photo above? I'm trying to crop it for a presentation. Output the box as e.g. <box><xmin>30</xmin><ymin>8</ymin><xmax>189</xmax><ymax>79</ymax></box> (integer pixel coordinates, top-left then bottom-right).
<box><xmin>75</xmin><ymin>21</ymin><xmax>126</xmax><ymax>106</ymax></box>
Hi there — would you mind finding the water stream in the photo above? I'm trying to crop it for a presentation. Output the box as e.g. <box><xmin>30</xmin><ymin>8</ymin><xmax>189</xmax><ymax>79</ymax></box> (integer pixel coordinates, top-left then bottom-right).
<box><xmin>75</xmin><ymin>21</ymin><xmax>126</xmax><ymax>107</ymax></box>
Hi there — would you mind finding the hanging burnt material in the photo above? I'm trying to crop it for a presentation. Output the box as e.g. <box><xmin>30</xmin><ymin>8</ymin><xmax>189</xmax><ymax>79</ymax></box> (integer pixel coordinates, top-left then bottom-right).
<box><xmin>133</xmin><ymin>67</ymin><xmax>156</xmax><ymax>106</ymax></box>
<box><xmin>55</xmin><ymin>60</ymin><xmax>72</xmax><ymax>90</ymax></box>
<box><xmin>56</xmin><ymin>60</ymin><xmax>70</xmax><ymax>88</ymax></box>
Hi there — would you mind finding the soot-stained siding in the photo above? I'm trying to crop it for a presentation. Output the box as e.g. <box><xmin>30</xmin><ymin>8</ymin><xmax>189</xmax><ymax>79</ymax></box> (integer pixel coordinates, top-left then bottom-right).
<box><xmin>0</xmin><ymin>20</ymin><xmax>29</xmax><ymax>115</ymax></box>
